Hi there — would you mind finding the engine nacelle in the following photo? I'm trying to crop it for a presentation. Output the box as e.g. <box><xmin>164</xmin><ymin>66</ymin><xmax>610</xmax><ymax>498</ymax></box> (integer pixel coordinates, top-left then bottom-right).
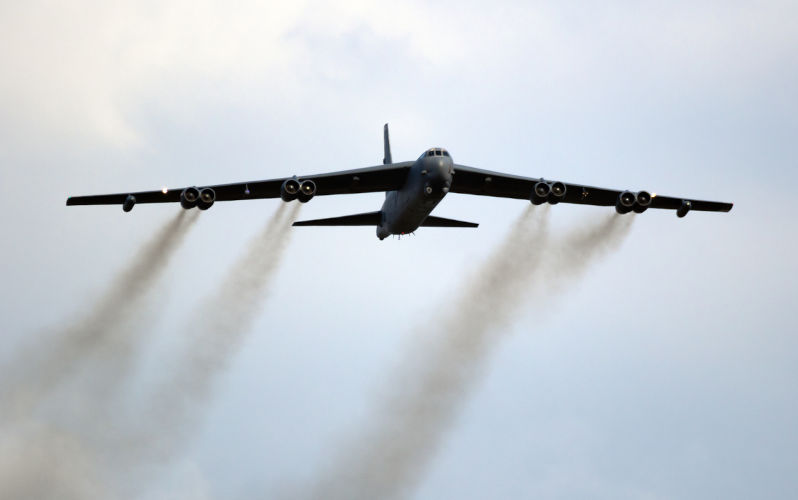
<box><xmin>616</xmin><ymin>191</ymin><xmax>636</xmax><ymax>214</ymax></box>
<box><xmin>281</xmin><ymin>178</ymin><xmax>300</xmax><ymax>202</ymax></box>
<box><xmin>122</xmin><ymin>194</ymin><xmax>136</xmax><ymax>212</ymax></box>
<box><xmin>547</xmin><ymin>181</ymin><xmax>566</xmax><ymax>204</ymax></box>
<box><xmin>180</xmin><ymin>187</ymin><xmax>200</xmax><ymax>209</ymax></box>
<box><xmin>531</xmin><ymin>181</ymin><xmax>550</xmax><ymax>205</ymax></box>
<box><xmin>677</xmin><ymin>200</ymin><xmax>692</xmax><ymax>218</ymax></box>
<box><xmin>297</xmin><ymin>180</ymin><xmax>317</xmax><ymax>203</ymax></box>
<box><xmin>197</xmin><ymin>188</ymin><xmax>215</xmax><ymax>210</ymax></box>
<box><xmin>631</xmin><ymin>191</ymin><xmax>652</xmax><ymax>213</ymax></box>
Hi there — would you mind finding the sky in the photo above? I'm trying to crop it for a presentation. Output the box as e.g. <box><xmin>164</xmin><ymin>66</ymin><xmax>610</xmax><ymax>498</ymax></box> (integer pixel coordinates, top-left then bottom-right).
<box><xmin>1</xmin><ymin>1</ymin><xmax>797</xmax><ymax>498</ymax></box>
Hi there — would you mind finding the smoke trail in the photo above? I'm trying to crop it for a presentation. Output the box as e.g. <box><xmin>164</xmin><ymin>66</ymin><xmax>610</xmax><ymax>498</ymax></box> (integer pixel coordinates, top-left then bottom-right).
<box><xmin>0</xmin><ymin>203</ymin><xmax>299</xmax><ymax>500</ymax></box>
<box><xmin>1</xmin><ymin>210</ymin><xmax>198</xmax><ymax>421</ymax></box>
<box><xmin>0</xmin><ymin>422</ymin><xmax>115</xmax><ymax>500</ymax></box>
<box><xmin>302</xmin><ymin>210</ymin><xmax>634</xmax><ymax>500</ymax></box>
<box><xmin>0</xmin><ymin>203</ymin><xmax>300</xmax><ymax>499</ymax></box>
<box><xmin>0</xmin><ymin>210</ymin><xmax>200</xmax><ymax>500</ymax></box>
<box><xmin>540</xmin><ymin>213</ymin><xmax>634</xmax><ymax>290</ymax></box>
<box><xmin>137</xmin><ymin>202</ymin><xmax>301</xmax><ymax>459</ymax></box>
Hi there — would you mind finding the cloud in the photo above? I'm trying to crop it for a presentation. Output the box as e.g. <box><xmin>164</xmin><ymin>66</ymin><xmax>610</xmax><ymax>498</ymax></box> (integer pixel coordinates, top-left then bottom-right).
<box><xmin>0</xmin><ymin>1</ymin><xmax>307</xmax><ymax>146</ymax></box>
<box><xmin>3</xmin><ymin>1</ymin><xmax>794</xmax><ymax>149</ymax></box>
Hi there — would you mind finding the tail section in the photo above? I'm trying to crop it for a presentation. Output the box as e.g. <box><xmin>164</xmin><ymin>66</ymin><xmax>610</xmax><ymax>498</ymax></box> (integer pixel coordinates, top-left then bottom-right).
<box><xmin>383</xmin><ymin>123</ymin><xmax>392</xmax><ymax>165</ymax></box>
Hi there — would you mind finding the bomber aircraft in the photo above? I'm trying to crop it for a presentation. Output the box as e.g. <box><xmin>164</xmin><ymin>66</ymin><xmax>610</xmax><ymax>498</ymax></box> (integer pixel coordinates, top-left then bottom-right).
<box><xmin>67</xmin><ymin>125</ymin><xmax>733</xmax><ymax>239</ymax></box>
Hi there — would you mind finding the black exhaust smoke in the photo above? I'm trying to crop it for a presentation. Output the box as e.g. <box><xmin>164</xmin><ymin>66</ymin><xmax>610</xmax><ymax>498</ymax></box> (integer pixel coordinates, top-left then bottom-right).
<box><xmin>1</xmin><ymin>211</ymin><xmax>199</xmax><ymax>423</ymax></box>
<box><xmin>135</xmin><ymin>202</ymin><xmax>302</xmax><ymax>460</ymax></box>
<box><xmin>299</xmin><ymin>210</ymin><xmax>635</xmax><ymax>500</ymax></box>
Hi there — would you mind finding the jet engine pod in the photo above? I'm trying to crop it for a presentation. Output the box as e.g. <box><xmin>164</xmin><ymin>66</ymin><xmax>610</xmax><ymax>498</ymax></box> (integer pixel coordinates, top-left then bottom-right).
<box><xmin>677</xmin><ymin>200</ymin><xmax>692</xmax><ymax>218</ymax></box>
<box><xmin>197</xmin><ymin>188</ymin><xmax>215</xmax><ymax>210</ymax></box>
<box><xmin>547</xmin><ymin>181</ymin><xmax>566</xmax><ymax>204</ymax></box>
<box><xmin>280</xmin><ymin>178</ymin><xmax>300</xmax><ymax>202</ymax></box>
<box><xmin>180</xmin><ymin>187</ymin><xmax>200</xmax><ymax>209</ymax></box>
<box><xmin>531</xmin><ymin>181</ymin><xmax>550</xmax><ymax>205</ymax></box>
<box><xmin>616</xmin><ymin>191</ymin><xmax>636</xmax><ymax>214</ymax></box>
<box><xmin>636</xmin><ymin>191</ymin><xmax>652</xmax><ymax>207</ymax></box>
<box><xmin>297</xmin><ymin>179</ymin><xmax>317</xmax><ymax>203</ymax></box>
<box><xmin>122</xmin><ymin>194</ymin><xmax>136</xmax><ymax>212</ymax></box>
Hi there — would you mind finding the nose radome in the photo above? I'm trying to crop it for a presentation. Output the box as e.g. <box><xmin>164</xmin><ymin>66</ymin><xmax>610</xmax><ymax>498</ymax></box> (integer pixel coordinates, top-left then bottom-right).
<box><xmin>438</xmin><ymin>159</ymin><xmax>453</xmax><ymax>189</ymax></box>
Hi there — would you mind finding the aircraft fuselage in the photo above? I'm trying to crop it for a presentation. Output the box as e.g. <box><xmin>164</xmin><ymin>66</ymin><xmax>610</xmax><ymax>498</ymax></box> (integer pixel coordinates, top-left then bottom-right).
<box><xmin>377</xmin><ymin>150</ymin><xmax>454</xmax><ymax>239</ymax></box>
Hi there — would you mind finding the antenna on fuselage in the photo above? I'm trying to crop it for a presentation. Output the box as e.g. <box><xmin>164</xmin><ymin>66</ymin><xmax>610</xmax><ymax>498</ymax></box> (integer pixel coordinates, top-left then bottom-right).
<box><xmin>383</xmin><ymin>123</ymin><xmax>392</xmax><ymax>165</ymax></box>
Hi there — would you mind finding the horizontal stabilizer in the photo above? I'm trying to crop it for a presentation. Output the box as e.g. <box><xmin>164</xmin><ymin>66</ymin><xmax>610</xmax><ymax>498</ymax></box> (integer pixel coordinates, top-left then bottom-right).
<box><xmin>293</xmin><ymin>211</ymin><xmax>382</xmax><ymax>226</ymax></box>
<box><xmin>420</xmin><ymin>215</ymin><xmax>478</xmax><ymax>228</ymax></box>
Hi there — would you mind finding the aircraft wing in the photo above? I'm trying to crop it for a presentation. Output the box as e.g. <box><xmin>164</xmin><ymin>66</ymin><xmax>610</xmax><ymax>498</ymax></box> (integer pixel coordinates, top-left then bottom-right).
<box><xmin>66</xmin><ymin>162</ymin><xmax>414</xmax><ymax>207</ymax></box>
<box><xmin>450</xmin><ymin>164</ymin><xmax>733</xmax><ymax>214</ymax></box>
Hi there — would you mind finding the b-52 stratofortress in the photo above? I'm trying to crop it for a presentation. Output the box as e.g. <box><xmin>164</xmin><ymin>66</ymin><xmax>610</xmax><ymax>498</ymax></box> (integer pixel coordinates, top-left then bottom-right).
<box><xmin>67</xmin><ymin>124</ymin><xmax>733</xmax><ymax>239</ymax></box>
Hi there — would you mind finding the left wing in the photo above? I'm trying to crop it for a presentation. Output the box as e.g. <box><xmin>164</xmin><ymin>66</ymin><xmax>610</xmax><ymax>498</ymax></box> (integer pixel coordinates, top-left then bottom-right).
<box><xmin>450</xmin><ymin>164</ymin><xmax>733</xmax><ymax>215</ymax></box>
<box><xmin>66</xmin><ymin>163</ymin><xmax>413</xmax><ymax>207</ymax></box>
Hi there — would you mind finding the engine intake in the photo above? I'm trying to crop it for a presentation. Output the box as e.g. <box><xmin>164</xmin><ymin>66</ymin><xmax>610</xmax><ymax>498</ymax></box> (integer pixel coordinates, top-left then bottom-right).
<box><xmin>281</xmin><ymin>178</ymin><xmax>300</xmax><ymax>202</ymax></box>
<box><xmin>531</xmin><ymin>181</ymin><xmax>550</xmax><ymax>205</ymax></box>
<box><xmin>616</xmin><ymin>191</ymin><xmax>636</xmax><ymax>214</ymax></box>
<box><xmin>181</xmin><ymin>187</ymin><xmax>200</xmax><ymax>209</ymax></box>
<box><xmin>297</xmin><ymin>180</ymin><xmax>317</xmax><ymax>203</ymax></box>
<box><xmin>632</xmin><ymin>191</ymin><xmax>651</xmax><ymax>213</ymax></box>
<box><xmin>677</xmin><ymin>200</ymin><xmax>692</xmax><ymax>218</ymax></box>
<box><xmin>548</xmin><ymin>181</ymin><xmax>566</xmax><ymax>204</ymax></box>
<box><xmin>197</xmin><ymin>188</ymin><xmax>215</xmax><ymax>210</ymax></box>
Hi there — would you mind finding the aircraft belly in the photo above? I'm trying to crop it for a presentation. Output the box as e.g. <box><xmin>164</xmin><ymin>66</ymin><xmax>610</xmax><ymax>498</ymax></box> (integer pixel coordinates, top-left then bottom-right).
<box><xmin>387</xmin><ymin>191</ymin><xmax>444</xmax><ymax>234</ymax></box>
<box><xmin>379</xmin><ymin>158</ymin><xmax>452</xmax><ymax>237</ymax></box>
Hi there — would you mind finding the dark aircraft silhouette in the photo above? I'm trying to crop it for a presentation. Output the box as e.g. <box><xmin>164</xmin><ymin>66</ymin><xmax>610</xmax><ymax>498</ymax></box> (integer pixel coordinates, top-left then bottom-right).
<box><xmin>67</xmin><ymin>124</ymin><xmax>733</xmax><ymax>239</ymax></box>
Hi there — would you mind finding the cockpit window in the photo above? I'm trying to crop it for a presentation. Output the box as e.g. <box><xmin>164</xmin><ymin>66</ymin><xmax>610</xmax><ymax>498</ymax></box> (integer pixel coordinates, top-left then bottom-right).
<box><xmin>420</xmin><ymin>148</ymin><xmax>451</xmax><ymax>159</ymax></box>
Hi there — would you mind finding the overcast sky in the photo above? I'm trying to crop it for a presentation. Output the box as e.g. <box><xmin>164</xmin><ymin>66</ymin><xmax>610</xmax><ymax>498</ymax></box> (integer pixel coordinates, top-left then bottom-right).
<box><xmin>1</xmin><ymin>1</ymin><xmax>797</xmax><ymax>499</ymax></box>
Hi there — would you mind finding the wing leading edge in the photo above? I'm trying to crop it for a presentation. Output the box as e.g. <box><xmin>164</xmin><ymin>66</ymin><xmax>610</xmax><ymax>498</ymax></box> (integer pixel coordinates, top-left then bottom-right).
<box><xmin>450</xmin><ymin>164</ymin><xmax>732</xmax><ymax>214</ymax></box>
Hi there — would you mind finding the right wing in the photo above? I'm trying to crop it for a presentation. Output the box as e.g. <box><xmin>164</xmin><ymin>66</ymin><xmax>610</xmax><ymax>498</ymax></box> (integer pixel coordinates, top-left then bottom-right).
<box><xmin>450</xmin><ymin>164</ymin><xmax>733</xmax><ymax>214</ymax></box>
<box><xmin>66</xmin><ymin>163</ymin><xmax>413</xmax><ymax>207</ymax></box>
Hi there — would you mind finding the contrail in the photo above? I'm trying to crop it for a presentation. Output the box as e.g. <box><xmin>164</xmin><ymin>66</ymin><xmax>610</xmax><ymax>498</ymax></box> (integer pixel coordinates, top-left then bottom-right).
<box><xmin>1</xmin><ymin>210</ymin><xmax>198</xmax><ymax>422</ymax></box>
<box><xmin>136</xmin><ymin>202</ymin><xmax>301</xmax><ymax>459</ymax></box>
<box><xmin>302</xmin><ymin>209</ymin><xmax>634</xmax><ymax>500</ymax></box>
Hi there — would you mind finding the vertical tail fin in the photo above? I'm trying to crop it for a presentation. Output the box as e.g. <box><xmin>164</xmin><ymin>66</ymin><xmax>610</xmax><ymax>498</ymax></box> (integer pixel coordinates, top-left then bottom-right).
<box><xmin>383</xmin><ymin>123</ymin><xmax>392</xmax><ymax>165</ymax></box>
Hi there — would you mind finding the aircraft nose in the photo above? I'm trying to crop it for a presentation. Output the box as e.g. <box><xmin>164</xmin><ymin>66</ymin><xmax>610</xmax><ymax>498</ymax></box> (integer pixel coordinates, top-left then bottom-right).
<box><xmin>424</xmin><ymin>157</ymin><xmax>453</xmax><ymax>192</ymax></box>
<box><xmin>430</xmin><ymin>156</ymin><xmax>451</xmax><ymax>175</ymax></box>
